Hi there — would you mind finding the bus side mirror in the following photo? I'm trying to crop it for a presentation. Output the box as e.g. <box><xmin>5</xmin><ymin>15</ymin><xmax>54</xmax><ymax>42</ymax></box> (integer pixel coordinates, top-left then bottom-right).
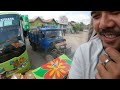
<box><xmin>21</xmin><ymin>15</ymin><xmax>30</xmax><ymax>31</ymax></box>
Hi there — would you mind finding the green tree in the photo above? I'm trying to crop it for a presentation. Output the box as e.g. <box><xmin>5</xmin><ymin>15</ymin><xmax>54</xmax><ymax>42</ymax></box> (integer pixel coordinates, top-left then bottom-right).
<box><xmin>79</xmin><ymin>22</ymin><xmax>85</xmax><ymax>31</ymax></box>
<box><xmin>73</xmin><ymin>22</ymin><xmax>85</xmax><ymax>33</ymax></box>
<box><xmin>73</xmin><ymin>23</ymin><xmax>80</xmax><ymax>33</ymax></box>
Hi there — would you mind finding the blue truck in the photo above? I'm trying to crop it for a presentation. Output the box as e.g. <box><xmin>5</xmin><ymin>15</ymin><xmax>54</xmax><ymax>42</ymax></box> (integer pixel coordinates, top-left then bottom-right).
<box><xmin>28</xmin><ymin>27</ymin><xmax>71</xmax><ymax>61</ymax></box>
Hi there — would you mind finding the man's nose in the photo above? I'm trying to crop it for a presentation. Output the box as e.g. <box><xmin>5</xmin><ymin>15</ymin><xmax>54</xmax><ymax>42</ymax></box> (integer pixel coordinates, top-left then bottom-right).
<box><xmin>99</xmin><ymin>14</ymin><xmax>115</xmax><ymax>29</ymax></box>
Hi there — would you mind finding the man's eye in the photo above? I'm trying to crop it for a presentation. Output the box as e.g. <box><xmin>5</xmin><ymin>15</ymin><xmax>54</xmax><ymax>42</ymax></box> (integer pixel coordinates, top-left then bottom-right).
<box><xmin>92</xmin><ymin>14</ymin><xmax>100</xmax><ymax>19</ymax></box>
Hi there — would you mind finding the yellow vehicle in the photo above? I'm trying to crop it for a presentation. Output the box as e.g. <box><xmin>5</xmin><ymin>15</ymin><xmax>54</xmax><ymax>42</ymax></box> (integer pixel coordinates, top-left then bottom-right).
<box><xmin>0</xmin><ymin>12</ymin><xmax>31</xmax><ymax>78</ymax></box>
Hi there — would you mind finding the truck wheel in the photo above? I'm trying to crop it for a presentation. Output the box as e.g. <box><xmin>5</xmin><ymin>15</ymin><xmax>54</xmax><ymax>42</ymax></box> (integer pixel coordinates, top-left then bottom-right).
<box><xmin>32</xmin><ymin>43</ymin><xmax>37</xmax><ymax>51</ymax></box>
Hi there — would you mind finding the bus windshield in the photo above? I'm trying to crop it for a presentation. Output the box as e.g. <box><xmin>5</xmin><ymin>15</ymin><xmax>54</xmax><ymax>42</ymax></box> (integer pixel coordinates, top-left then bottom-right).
<box><xmin>0</xmin><ymin>14</ymin><xmax>20</xmax><ymax>43</ymax></box>
<box><xmin>0</xmin><ymin>14</ymin><xmax>26</xmax><ymax>63</ymax></box>
<box><xmin>0</xmin><ymin>14</ymin><xmax>19</xmax><ymax>27</ymax></box>
<box><xmin>0</xmin><ymin>25</ymin><xmax>20</xmax><ymax>43</ymax></box>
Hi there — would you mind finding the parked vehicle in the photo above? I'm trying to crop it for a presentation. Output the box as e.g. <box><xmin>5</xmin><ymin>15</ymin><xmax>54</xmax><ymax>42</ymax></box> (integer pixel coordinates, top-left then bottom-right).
<box><xmin>28</xmin><ymin>27</ymin><xmax>71</xmax><ymax>61</ymax></box>
<box><xmin>0</xmin><ymin>12</ymin><xmax>31</xmax><ymax>78</ymax></box>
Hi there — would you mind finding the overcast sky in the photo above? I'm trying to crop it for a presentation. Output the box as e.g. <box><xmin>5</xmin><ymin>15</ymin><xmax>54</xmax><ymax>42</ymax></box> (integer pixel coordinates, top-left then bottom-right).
<box><xmin>0</xmin><ymin>11</ymin><xmax>91</xmax><ymax>25</ymax></box>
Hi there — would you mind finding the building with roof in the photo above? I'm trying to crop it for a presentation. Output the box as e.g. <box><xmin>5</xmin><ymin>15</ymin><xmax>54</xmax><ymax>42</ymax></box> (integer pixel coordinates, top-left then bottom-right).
<box><xmin>29</xmin><ymin>17</ymin><xmax>44</xmax><ymax>29</ymax></box>
<box><xmin>43</xmin><ymin>18</ymin><xmax>59</xmax><ymax>28</ymax></box>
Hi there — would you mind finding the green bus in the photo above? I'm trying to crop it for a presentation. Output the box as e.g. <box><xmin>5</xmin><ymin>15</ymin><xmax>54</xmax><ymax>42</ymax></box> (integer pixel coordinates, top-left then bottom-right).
<box><xmin>0</xmin><ymin>12</ymin><xmax>31</xmax><ymax>78</ymax></box>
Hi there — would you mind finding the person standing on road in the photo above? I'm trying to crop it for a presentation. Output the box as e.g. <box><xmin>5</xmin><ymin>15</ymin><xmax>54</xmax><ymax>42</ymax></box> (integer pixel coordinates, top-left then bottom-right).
<box><xmin>68</xmin><ymin>11</ymin><xmax>120</xmax><ymax>79</ymax></box>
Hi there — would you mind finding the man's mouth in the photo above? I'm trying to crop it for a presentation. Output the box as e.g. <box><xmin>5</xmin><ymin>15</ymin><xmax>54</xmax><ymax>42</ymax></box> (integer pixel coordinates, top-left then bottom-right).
<box><xmin>100</xmin><ymin>33</ymin><xmax>120</xmax><ymax>42</ymax></box>
<box><xmin>103</xmin><ymin>33</ymin><xmax>119</xmax><ymax>38</ymax></box>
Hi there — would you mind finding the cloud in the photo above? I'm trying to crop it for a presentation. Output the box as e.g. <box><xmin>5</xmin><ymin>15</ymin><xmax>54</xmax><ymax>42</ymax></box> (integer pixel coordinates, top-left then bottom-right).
<box><xmin>64</xmin><ymin>11</ymin><xmax>91</xmax><ymax>25</ymax></box>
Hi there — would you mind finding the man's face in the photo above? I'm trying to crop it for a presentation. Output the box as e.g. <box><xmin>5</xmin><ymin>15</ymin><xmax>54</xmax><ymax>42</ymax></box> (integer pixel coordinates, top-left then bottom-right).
<box><xmin>91</xmin><ymin>11</ymin><xmax>120</xmax><ymax>51</ymax></box>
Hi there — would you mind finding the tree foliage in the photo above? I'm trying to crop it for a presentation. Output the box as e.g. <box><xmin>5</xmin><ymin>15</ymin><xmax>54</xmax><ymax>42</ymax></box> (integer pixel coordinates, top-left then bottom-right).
<box><xmin>73</xmin><ymin>22</ymin><xmax>85</xmax><ymax>33</ymax></box>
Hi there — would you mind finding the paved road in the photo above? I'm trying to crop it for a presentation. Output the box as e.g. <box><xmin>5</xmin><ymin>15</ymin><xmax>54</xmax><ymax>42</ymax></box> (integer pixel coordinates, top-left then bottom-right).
<box><xmin>25</xmin><ymin>39</ymin><xmax>48</xmax><ymax>69</ymax></box>
<box><xmin>64</xmin><ymin>31</ymin><xmax>88</xmax><ymax>53</ymax></box>
<box><xmin>26</xmin><ymin>31</ymin><xmax>89</xmax><ymax>69</ymax></box>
